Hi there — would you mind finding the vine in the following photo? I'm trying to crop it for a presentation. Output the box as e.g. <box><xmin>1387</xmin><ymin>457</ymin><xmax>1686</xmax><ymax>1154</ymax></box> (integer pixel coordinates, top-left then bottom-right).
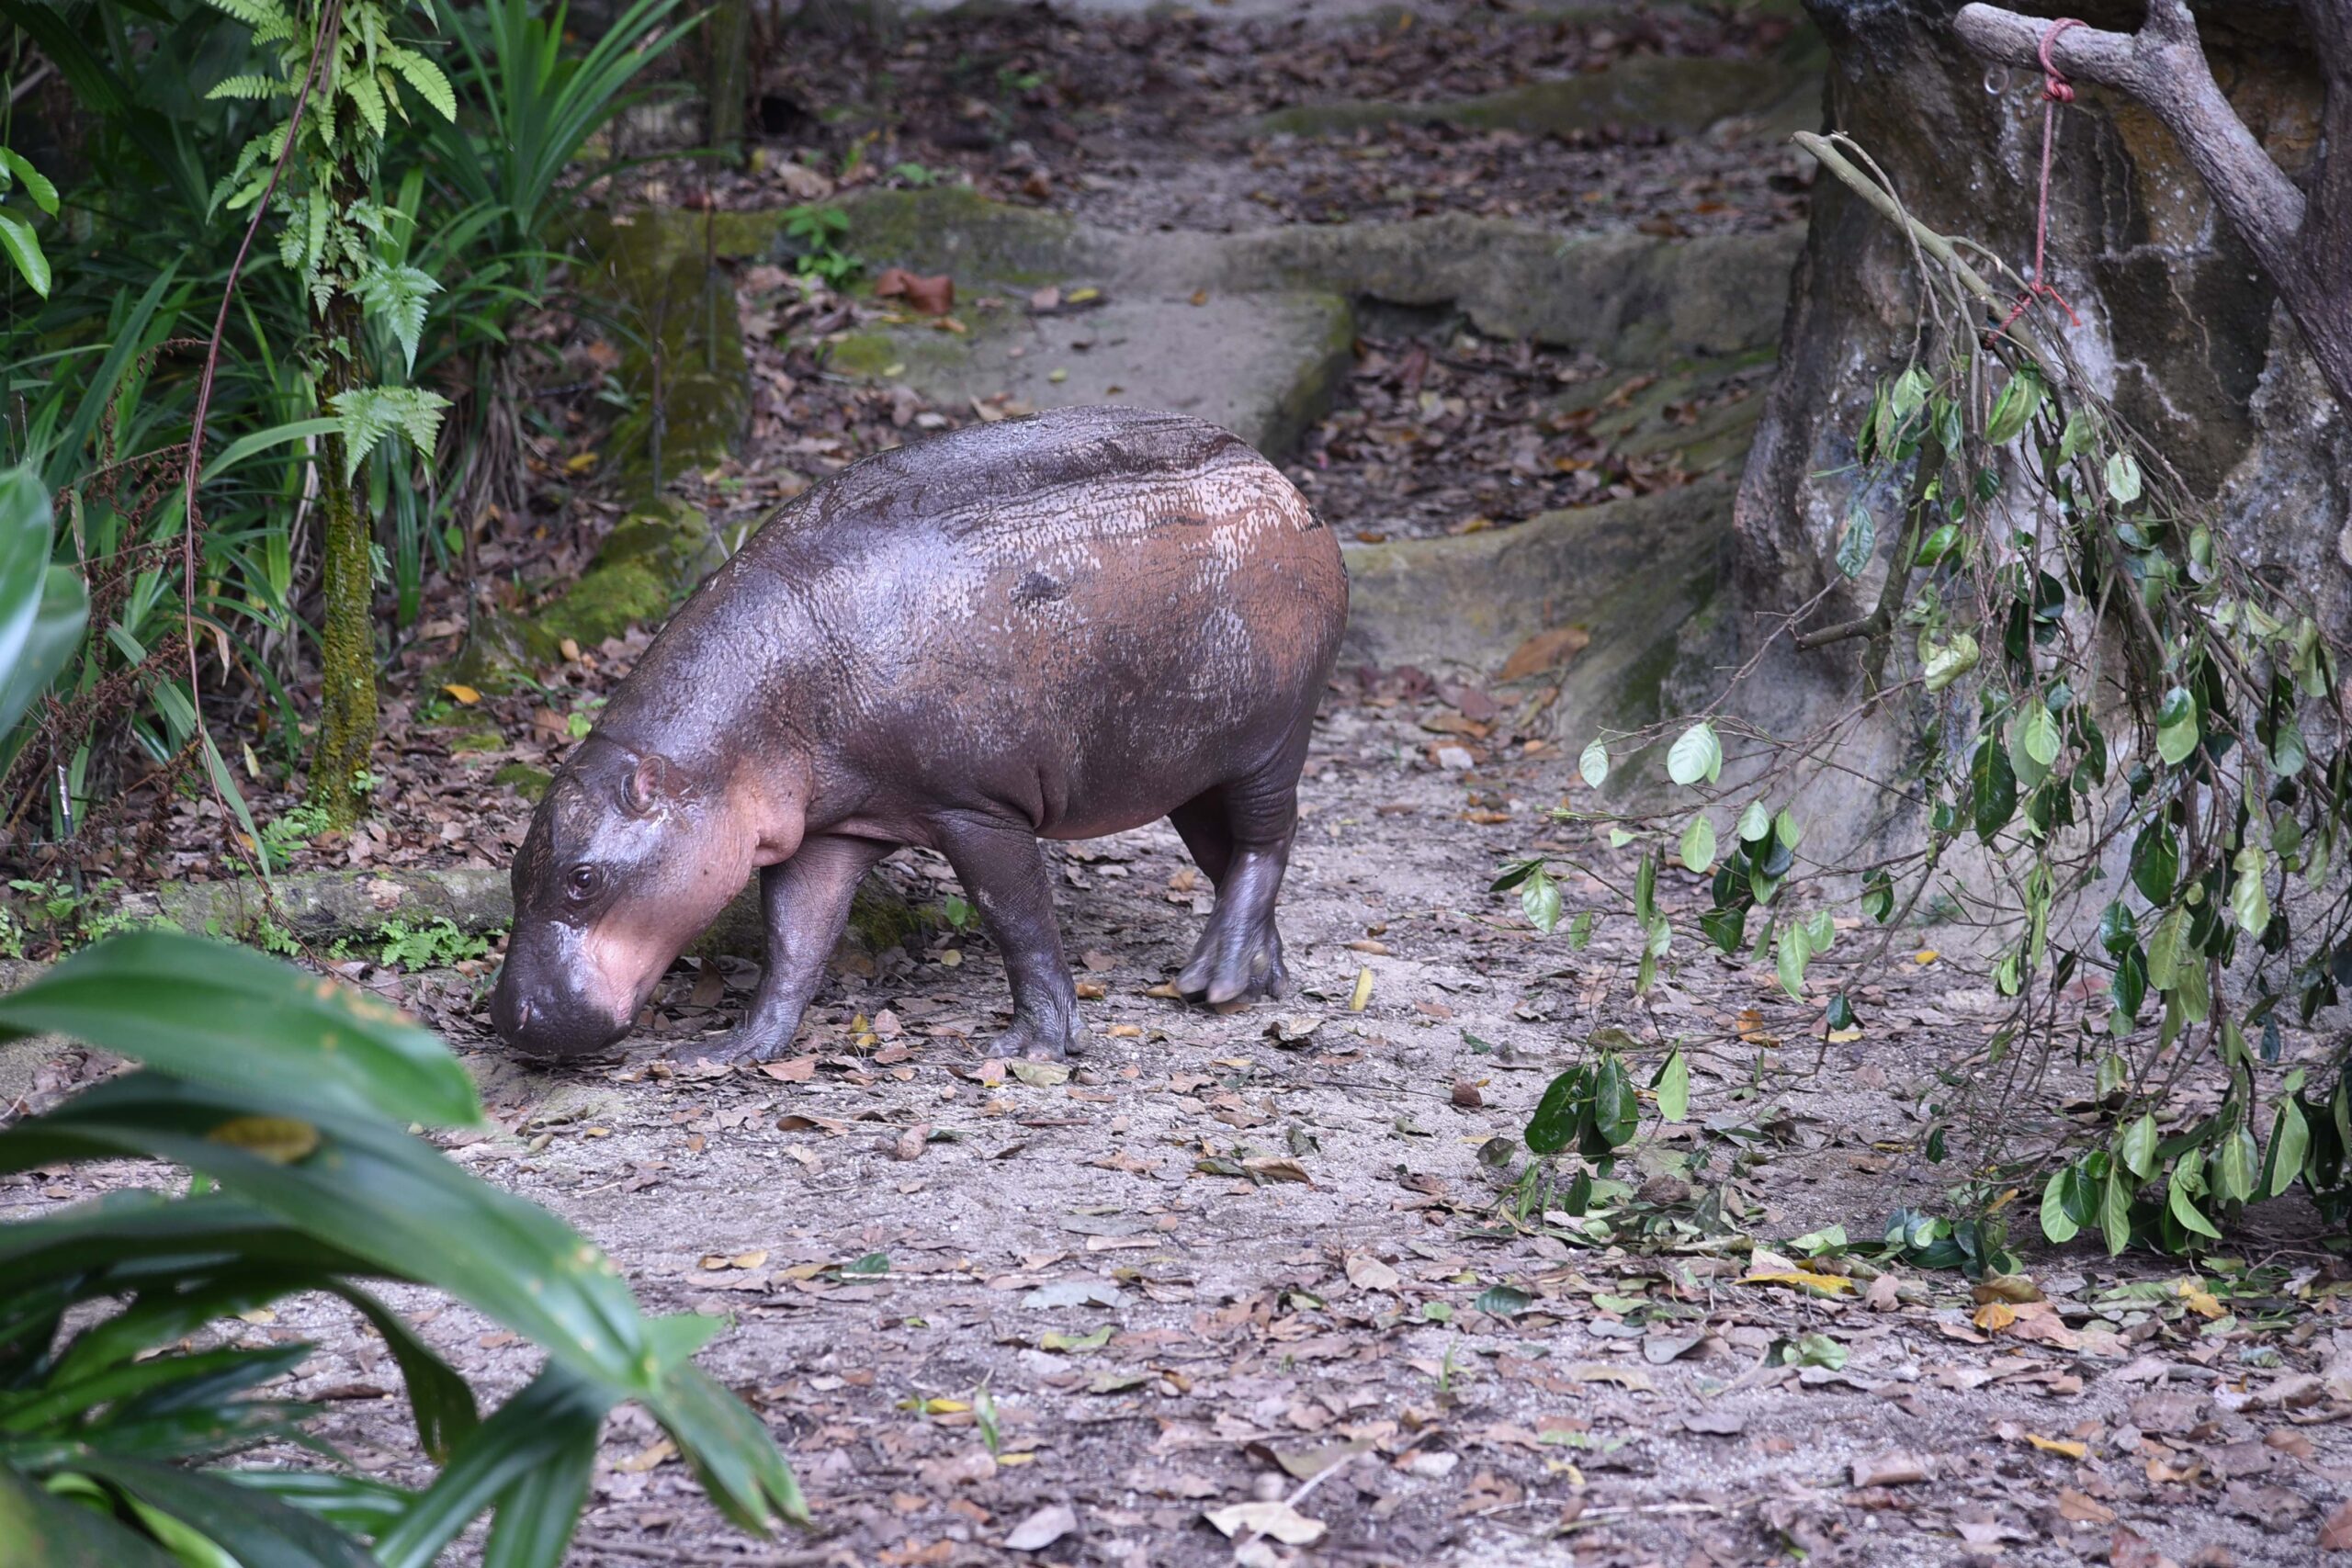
<box><xmin>1505</xmin><ymin>132</ymin><xmax>2352</xmax><ymax>1266</ymax></box>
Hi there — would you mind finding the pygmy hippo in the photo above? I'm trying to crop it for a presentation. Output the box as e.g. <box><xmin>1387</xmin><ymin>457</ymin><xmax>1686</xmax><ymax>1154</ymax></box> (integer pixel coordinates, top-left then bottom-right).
<box><xmin>491</xmin><ymin>405</ymin><xmax>1348</xmax><ymax>1063</ymax></box>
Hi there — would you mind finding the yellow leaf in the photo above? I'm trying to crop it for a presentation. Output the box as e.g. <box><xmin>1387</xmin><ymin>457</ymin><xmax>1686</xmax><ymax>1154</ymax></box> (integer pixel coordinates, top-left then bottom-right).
<box><xmin>207</xmin><ymin>1116</ymin><xmax>320</xmax><ymax>1164</ymax></box>
<box><xmin>1914</xmin><ymin>949</ymin><xmax>1940</xmax><ymax>964</ymax></box>
<box><xmin>1067</xmin><ymin>286</ymin><xmax>1101</xmax><ymax>303</ymax></box>
<box><xmin>2176</xmin><ymin>1280</ymin><xmax>2224</xmax><ymax>1319</ymax></box>
<box><xmin>2028</xmin><ymin>1434</ymin><xmax>2087</xmax><ymax>1460</ymax></box>
<box><xmin>1826</xmin><ymin>1026</ymin><xmax>1863</xmax><ymax>1043</ymax></box>
<box><xmin>236</xmin><ymin>1307</ymin><xmax>277</xmax><ymax>1325</ymax></box>
<box><xmin>442</xmin><ymin>682</ymin><xmax>481</xmax><ymax>705</ymax></box>
<box><xmin>1350</xmin><ymin>967</ymin><xmax>1374</xmax><ymax>1012</ymax></box>
<box><xmin>922</xmin><ymin>1397</ymin><xmax>970</xmax><ymax>1415</ymax></box>
<box><xmin>1743</xmin><ymin>1269</ymin><xmax>1856</xmax><ymax>1298</ymax></box>
<box><xmin>1973</xmin><ymin>1301</ymin><xmax>2019</xmax><ymax>1332</ymax></box>
<box><xmin>563</xmin><ymin>451</ymin><xmax>599</xmax><ymax>473</ymax></box>
<box><xmin>997</xmin><ymin>1451</ymin><xmax>1036</xmax><ymax>1465</ymax></box>
<box><xmin>614</xmin><ymin>1438</ymin><xmax>675</xmax><ymax>1472</ymax></box>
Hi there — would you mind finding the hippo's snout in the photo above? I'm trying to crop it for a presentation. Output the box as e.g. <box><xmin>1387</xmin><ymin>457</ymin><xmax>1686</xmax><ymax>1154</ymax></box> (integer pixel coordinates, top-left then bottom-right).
<box><xmin>491</xmin><ymin>931</ymin><xmax>633</xmax><ymax>1059</ymax></box>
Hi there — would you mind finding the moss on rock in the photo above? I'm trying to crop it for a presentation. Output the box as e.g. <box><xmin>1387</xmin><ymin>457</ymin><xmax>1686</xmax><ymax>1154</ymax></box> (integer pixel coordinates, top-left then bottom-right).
<box><xmin>492</xmin><ymin>762</ymin><xmax>554</xmax><ymax>801</ymax></box>
<box><xmin>521</xmin><ymin>500</ymin><xmax>718</xmax><ymax>661</ymax></box>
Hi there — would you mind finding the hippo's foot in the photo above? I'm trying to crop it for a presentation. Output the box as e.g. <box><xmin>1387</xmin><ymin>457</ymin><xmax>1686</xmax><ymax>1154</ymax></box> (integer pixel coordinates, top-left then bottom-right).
<box><xmin>665</xmin><ymin>1026</ymin><xmax>786</xmax><ymax>1066</ymax></box>
<box><xmin>1175</xmin><ymin>920</ymin><xmax>1290</xmax><ymax>1008</ymax></box>
<box><xmin>984</xmin><ymin>1015</ymin><xmax>1080</xmax><ymax>1062</ymax></box>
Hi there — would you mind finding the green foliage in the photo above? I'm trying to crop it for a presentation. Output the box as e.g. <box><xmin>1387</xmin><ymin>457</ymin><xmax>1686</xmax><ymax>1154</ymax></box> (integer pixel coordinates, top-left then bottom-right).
<box><xmin>368</xmin><ymin>916</ymin><xmax>492</xmax><ymax>968</ymax></box>
<box><xmin>0</xmin><ymin>932</ymin><xmax>804</xmax><ymax>1565</ymax></box>
<box><xmin>0</xmin><ymin>0</ymin><xmax>681</xmax><ymax>850</ymax></box>
<box><xmin>781</xmin><ymin>202</ymin><xmax>860</xmax><ymax>285</ymax></box>
<box><xmin>0</xmin><ymin>146</ymin><xmax>59</xmax><ymax>297</ymax></box>
<box><xmin>1506</xmin><ymin>136</ymin><xmax>2352</xmax><ymax>1263</ymax></box>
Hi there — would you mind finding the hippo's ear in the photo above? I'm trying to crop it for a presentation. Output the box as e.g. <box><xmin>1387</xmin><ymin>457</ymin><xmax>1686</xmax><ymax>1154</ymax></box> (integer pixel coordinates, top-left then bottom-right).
<box><xmin>622</xmin><ymin>752</ymin><xmax>685</xmax><ymax>818</ymax></box>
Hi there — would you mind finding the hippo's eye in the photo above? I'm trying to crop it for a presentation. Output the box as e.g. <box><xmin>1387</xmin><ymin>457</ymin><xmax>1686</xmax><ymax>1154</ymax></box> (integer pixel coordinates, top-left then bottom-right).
<box><xmin>564</xmin><ymin>863</ymin><xmax>604</xmax><ymax>903</ymax></box>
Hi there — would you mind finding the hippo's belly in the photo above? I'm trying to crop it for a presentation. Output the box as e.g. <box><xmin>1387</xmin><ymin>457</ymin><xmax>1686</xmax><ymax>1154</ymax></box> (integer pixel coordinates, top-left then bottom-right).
<box><xmin>819</xmin><ymin>505</ymin><xmax>1342</xmax><ymax>837</ymax></box>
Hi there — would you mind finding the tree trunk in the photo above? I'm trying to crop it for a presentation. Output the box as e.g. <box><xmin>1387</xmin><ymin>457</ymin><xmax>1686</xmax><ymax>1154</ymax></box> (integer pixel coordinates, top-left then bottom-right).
<box><xmin>1729</xmin><ymin>0</ymin><xmax>2348</xmax><ymax>654</ymax></box>
<box><xmin>705</xmin><ymin>0</ymin><xmax>753</xmax><ymax>158</ymax></box>
<box><xmin>307</xmin><ymin>288</ymin><xmax>377</xmax><ymax>829</ymax></box>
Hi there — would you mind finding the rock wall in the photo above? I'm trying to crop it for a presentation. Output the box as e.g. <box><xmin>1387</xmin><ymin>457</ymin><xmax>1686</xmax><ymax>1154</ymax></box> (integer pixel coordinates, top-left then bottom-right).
<box><xmin>1690</xmin><ymin>0</ymin><xmax>2348</xmax><ymax>853</ymax></box>
<box><xmin>1733</xmin><ymin>0</ymin><xmax>2347</xmax><ymax>656</ymax></box>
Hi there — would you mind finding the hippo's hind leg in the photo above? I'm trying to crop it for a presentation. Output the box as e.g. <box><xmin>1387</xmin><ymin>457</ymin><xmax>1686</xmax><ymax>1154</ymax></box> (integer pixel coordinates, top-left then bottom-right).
<box><xmin>673</xmin><ymin>833</ymin><xmax>892</xmax><ymax>1065</ymax></box>
<box><xmin>933</xmin><ymin>811</ymin><xmax>1081</xmax><ymax>1061</ymax></box>
<box><xmin>1172</xmin><ymin>764</ymin><xmax>1302</xmax><ymax>1009</ymax></box>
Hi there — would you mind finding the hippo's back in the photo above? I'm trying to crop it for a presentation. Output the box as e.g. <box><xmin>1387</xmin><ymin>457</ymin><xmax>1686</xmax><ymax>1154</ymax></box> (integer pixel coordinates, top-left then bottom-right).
<box><xmin>733</xmin><ymin>406</ymin><xmax>1346</xmax><ymax>829</ymax></box>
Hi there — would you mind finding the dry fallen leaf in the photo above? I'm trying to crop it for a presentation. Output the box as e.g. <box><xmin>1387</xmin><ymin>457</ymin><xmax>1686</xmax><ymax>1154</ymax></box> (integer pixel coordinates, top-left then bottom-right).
<box><xmin>1850</xmin><ymin>1452</ymin><xmax>1928</xmax><ymax>1487</ymax></box>
<box><xmin>1344</xmin><ymin>1252</ymin><xmax>1402</xmax><ymax>1293</ymax></box>
<box><xmin>1203</xmin><ymin>1501</ymin><xmax>1326</xmax><ymax>1546</ymax></box>
<box><xmin>1003</xmin><ymin>1503</ymin><xmax>1077</xmax><ymax>1551</ymax></box>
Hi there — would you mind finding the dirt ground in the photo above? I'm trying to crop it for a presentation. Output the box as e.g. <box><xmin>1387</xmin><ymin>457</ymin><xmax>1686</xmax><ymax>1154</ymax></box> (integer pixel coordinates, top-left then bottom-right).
<box><xmin>24</xmin><ymin>672</ymin><xmax>2352</xmax><ymax>1566</ymax></box>
<box><xmin>11</xmin><ymin>1</ymin><xmax>2352</xmax><ymax>1563</ymax></box>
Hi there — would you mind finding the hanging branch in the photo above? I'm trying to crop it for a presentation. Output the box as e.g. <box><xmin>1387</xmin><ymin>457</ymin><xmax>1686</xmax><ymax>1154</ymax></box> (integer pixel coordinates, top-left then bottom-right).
<box><xmin>1954</xmin><ymin>0</ymin><xmax>2352</xmax><ymax>416</ymax></box>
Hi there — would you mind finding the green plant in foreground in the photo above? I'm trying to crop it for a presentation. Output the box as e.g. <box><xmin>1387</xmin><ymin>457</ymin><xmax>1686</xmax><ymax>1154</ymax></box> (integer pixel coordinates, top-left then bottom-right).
<box><xmin>0</xmin><ymin>931</ymin><xmax>804</xmax><ymax>1566</ymax></box>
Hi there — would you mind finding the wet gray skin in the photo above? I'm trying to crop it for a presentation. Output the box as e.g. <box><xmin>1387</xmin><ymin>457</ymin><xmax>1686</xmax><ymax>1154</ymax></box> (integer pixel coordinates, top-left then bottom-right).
<box><xmin>491</xmin><ymin>405</ymin><xmax>1349</xmax><ymax>1065</ymax></box>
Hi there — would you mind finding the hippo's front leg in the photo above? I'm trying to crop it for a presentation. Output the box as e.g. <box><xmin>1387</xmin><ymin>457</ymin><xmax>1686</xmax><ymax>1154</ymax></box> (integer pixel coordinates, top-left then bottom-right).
<box><xmin>933</xmin><ymin>812</ymin><xmax>1080</xmax><ymax>1061</ymax></box>
<box><xmin>674</xmin><ymin>834</ymin><xmax>893</xmax><ymax>1064</ymax></box>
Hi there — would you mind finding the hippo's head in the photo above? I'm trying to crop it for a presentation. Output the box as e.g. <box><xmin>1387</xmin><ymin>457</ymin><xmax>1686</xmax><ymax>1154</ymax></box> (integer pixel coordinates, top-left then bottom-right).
<box><xmin>491</xmin><ymin>737</ymin><xmax>797</xmax><ymax>1059</ymax></box>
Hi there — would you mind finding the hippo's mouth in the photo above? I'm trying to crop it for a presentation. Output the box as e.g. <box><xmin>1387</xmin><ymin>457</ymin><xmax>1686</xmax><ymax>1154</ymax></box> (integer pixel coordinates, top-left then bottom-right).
<box><xmin>491</xmin><ymin>920</ymin><xmax>661</xmax><ymax>1059</ymax></box>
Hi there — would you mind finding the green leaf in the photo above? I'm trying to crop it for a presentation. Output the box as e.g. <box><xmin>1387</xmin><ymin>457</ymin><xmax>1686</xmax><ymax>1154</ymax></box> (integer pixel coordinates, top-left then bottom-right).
<box><xmin>1984</xmin><ymin>367</ymin><xmax>2044</xmax><ymax>446</ymax></box>
<box><xmin>0</xmin><ymin>1469</ymin><xmax>183</xmax><ymax>1568</ymax></box>
<box><xmin>0</xmin><ymin>1075</ymin><xmax>654</xmax><ymax>1399</ymax></box>
<box><xmin>0</xmin><ymin>933</ymin><xmax>480</xmax><ymax>1128</ymax></box>
<box><xmin>69</xmin><ymin>1455</ymin><xmax>377</xmax><ymax>1568</ymax></box>
<box><xmin>1667</xmin><ymin>722</ymin><xmax>1722</xmax><ymax>787</ymax></box>
<box><xmin>2041</xmin><ymin>1168</ymin><xmax>2080</xmax><ymax>1244</ymax></box>
<box><xmin>2117</xmin><ymin>1112</ymin><xmax>2158</xmax><ymax>1181</ymax></box>
<box><xmin>372</xmin><ymin>1365</ymin><xmax>612</xmax><ymax>1568</ymax></box>
<box><xmin>2100</xmin><ymin>1168</ymin><xmax>2132</xmax><ymax>1257</ymax></box>
<box><xmin>0</xmin><ymin>147</ymin><xmax>56</xmax><ymax>215</ymax></box>
<box><xmin>0</xmin><ymin>471</ymin><xmax>88</xmax><ymax>740</ymax></box>
<box><xmin>1861</xmin><ymin>871</ymin><xmax>1894</xmax><ymax>923</ymax></box>
<box><xmin>1775</xmin><ymin>922</ymin><xmax>1812</xmax><ymax>1001</ymax></box>
<box><xmin>1921</xmin><ymin>632</ymin><xmax>1979</xmax><ymax>693</ymax></box>
<box><xmin>356</xmin><ymin>263</ymin><xmax>442</xmax><ymax>375</ymax></box>
<box><xmin>0</xmin><ymin>209</ymin><xmax>50</xmax><ymax>297</ymax></box>
<box><xmin>2214</xmin><ymin>1125</ymin><xmax>2257</xmax><ymax>1204</ymax></box>
<box><xmin>383</xmin><ymin>45</ymin><xmax>458</xmax><ymax>121</ymax></box>
<box><xmin>1834</xmin><ymin>503</ymin><xmax>1876</xmax><ymax>579</ymax></box>
<box><xmin>1971</xmin><ymin>737</ymin><xmax>2017</xmax><ymax>842</ymax></box>
<box><xmin>1472</xmin><ymin>1284</ymin><xmax>1532</xmax><ymax>1318</ymax></box>
<box><xmin>2155</xmin><ymin>686</ymin><xmax>2199</xmax><ymax>766</ymax></box>
<box><xmin>1523</xmin><ymin>1068</ymin><xmax>1588</xmax><ymax>1157</ymax></box>
<box><xmin>2231</xmin><ymin>845</ymin><xmax>2269</xmax><ymax>935</ymax></box>
<box><xmin>1679</xmin><ymin>814</ymin><xmax>1717</xmax><ymax>874</ymax></box>
<box><xmin>327</xmin><ymin>387</ymin><xmax>453</xmax><ymax>482</ymax></box>
<box><xmin>1577</xmin><ymin>739</ymin><xmax>1609</xmax><ymax>789</ymax></box>
<box><xmin>2165</xmin><ymin>1169</ymin><xmax>2222</xmax><ymax>1240</ymax></box>
<box><xmin>2131</xmin><ymin>821</ymin><xmax>2179</xmax><ymax>906</ymax></box>
<box><xmin>1520</xmin><ymin>868</ymin><xmax>1562</xmax><ymax>935</ymax></box>
<box><xmin>1736</xmin><ymin>800</ymin><xmax>1770</xmax><ymax>841</ymax></box>
<box><xmin>2265</xmin><ymin>1099</ymin><xmax>2310</xmax><ymax>1200</ymax></box>
<box><xmin>1652</xmin><ymin>1049</ymin><xmax>1689</xmax><ymax>1122</ymax></box>
<box><xmin>2018</xmin><ymin>701</ymin><xmax>2061</xmax><ymax>769</ymax></box>
<box><xmin>1826</xmin><ymin>992</ymin><xmax>1856</xmax><ymax>1031</ymax></box>
<box><xmin>2105</xmin><ymin>450</ymin><xmax>2143</xmax><ymax>504</ymax></box>
<box><xmin>1586</xmin><ymin>1055</ymin><xmax>1640</xmax><ymax>1156</ymax></box>
<box><xmin>1566</xmin><ymin>910</ymin><xmax>1594</xmax><ymax>950</ymax></box>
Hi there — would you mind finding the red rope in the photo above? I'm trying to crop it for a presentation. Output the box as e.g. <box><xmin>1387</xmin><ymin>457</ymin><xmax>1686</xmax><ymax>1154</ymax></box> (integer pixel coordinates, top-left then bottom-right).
<box><xmin>1996</xmin><ymin>17</ymin><xmax>2087</xmax><ymax>336</ymax></box>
